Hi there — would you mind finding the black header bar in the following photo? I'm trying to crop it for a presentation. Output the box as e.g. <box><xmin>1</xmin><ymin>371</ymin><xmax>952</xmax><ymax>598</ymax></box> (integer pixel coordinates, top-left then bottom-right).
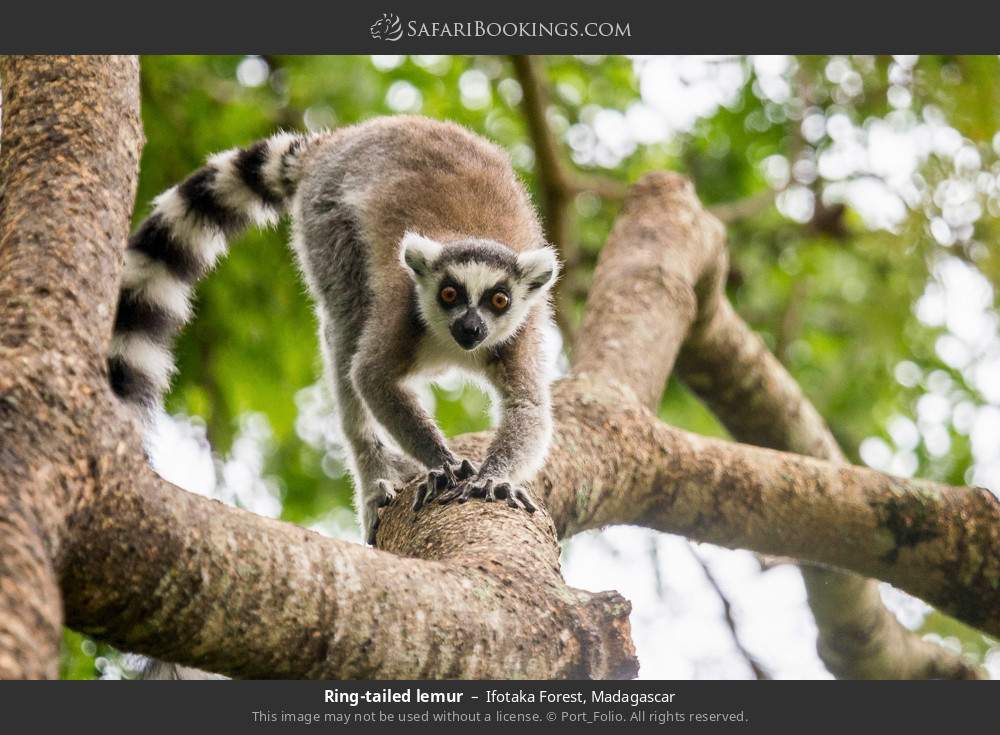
<box><xmin>3</xmin><ymin>1</ymin><xmax>1000</xmax><ymax>54</ymax></box>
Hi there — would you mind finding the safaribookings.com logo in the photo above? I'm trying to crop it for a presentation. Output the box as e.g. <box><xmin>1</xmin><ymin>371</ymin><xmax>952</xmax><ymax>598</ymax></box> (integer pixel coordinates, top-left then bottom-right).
<box><xmin>369</xmin><ymin>13</ymin><xmax>631</xmax><ymax>41</ymax></box>
<box><xmin>370</xmin><ymin>13</ymin><xmax>404</xmax><ymax>41</ymax></box>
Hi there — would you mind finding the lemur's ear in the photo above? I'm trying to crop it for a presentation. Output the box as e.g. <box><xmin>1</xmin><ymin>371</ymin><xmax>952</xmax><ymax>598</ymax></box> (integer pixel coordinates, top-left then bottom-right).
<box><xmin>400</xmin><ymin>232</ymin><xmax>443</xmax><ymax>277</ymax></box>
<box><xmin>517</xmin><ymin>246</ymin><xmax>560</xmax><ymax>292</ymax></box>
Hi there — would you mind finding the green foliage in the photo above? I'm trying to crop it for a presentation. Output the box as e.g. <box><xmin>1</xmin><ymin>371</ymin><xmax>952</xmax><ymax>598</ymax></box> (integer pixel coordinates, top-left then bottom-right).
<box><xmin>60</xmin><ymin>630</ymin><xmax>133</xmax><ymax>680</ymax></box>
<box><xmin>63</xmin><ymin>55</ymin><xmax>1000</xmax><ymax>677</ymax></box>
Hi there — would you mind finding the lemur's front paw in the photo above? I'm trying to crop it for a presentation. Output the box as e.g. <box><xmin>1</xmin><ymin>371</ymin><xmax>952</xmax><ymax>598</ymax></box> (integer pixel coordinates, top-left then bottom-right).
<box><xmin>437</xmin><ymin>476</ymin><xmax>538</xmax><ymax>513</ymax></box>
<box><xmin>412</xmin><ymin>459</ymin><xmax>476</xmax><ymax>510</ymax></box>
<box><xmin>365</xmin><ymin>479</ymin><xmax>398</xmax><ymax>546</ymax></box>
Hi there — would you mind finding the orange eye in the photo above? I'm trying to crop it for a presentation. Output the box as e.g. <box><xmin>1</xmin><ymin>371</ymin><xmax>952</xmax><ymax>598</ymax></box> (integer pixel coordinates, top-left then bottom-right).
<box><xmin>490</xmin><ymin>291</ymin><xmax>510</xmax><ymax>310</ymax></box>
<box><xmin>440</xmin><ymin>286</ymin><xmax>458</xmax><ymax>304</ymax></box>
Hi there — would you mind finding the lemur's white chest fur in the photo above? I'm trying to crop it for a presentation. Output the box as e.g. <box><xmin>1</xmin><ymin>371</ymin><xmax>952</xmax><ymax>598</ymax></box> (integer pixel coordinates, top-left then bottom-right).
<box><xmin>410</xmin><ymin>332</ymin><xmax>490</xmax><ymax>378</ymax></box>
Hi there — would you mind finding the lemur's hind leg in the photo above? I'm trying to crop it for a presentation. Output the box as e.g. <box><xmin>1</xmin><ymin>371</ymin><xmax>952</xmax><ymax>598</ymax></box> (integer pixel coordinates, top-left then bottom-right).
<box><xmin>328</xmin><ymin>343</ymin><xmax>421</xmax><ymax>545</ymax></box>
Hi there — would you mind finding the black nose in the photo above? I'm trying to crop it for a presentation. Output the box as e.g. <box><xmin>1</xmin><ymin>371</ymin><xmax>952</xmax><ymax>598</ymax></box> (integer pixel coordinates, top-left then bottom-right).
<box><xmin>450</xmin><ymin>310</ymin><xmax>487</xmax><ymax>349</ymax></box>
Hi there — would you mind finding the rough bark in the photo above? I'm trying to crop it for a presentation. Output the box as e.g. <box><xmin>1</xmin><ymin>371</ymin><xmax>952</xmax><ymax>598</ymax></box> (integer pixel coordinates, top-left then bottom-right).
<box><xmin>1</xmin><ymin>56</ymin><xmax>996</xmax><ymax>681</ymax></box>
<box><xmin>528</xmin><ymin>379</ymin><xmax>1000</xmax><ymax>641</ymax></box>
<box><xmin>61</xmin><ymin>468</ymin><xmax>636</xmax><ymax>679</ymax></box>
<box><xmin>0</xmin><ymin>55</ymin><xmax>143</xmax><ymax>679</ymax></box>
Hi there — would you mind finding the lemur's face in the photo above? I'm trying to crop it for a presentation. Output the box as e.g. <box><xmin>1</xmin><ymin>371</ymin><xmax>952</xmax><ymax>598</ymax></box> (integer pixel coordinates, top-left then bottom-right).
<box><xmin>401</xmin><ymin>233</ymin><xmax>559</xmax><ymax>351</ymax></box>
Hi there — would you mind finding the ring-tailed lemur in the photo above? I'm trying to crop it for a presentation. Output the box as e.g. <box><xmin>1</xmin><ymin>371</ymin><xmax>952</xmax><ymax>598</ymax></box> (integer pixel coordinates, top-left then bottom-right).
<box><xmin>110</xmin><ymin>115</ymin><xmax>560</xmax><ymax>549</ymax></box>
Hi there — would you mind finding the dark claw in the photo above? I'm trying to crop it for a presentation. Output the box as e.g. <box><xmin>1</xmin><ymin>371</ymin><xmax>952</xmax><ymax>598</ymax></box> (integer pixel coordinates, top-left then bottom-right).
<box><xmin>457</xmin><ymin>476</ymin><xmax>488</xmax><ymax>503</ymax></box>
<box><xmin>438</xmin><ymin>478</ymin><xmax>480</xmax><ymax>504</ymax></box>
<box><xmin>514</xmin><ymin>487</ymin><xmax>537</xmax><ymax>513</ymax></box>
<box><xmin>367</xmin><ymin>481</ymin><xmax>398</xmax><ymax>546</ymax></box>
<box><xmin>423</xmin><ymin>468</ymin><xmax>448</xmax><ymax>504</ymax></box>
<box><xmin>412</xmin><ymin>481</ymin><xmax>429</xmax><ymax>511</ymax></box>
<box><xmin>486</xmin><ymin>482</ymin><xmax>537</xmax><ymax>513</ymax></box>
<box><xmin>376</xmin><ymin>480</ymin><xmax>397</xmax><ymax>508</ymax></box>
<box><xmin>418</xmin><ymin>459</ymin><xmax>479</xmax><ymax>508</ymax></box>
<box><xmin>457</xmin><ymin>459</ymin><xmax>476</xmax><ymax>480</ymax></box>
<box><xmin>436</xmin><ymin>464</ymin><xmax>487</xmax><ymax>504</ymax></box>
<box><xmin>436</xmin><ymin>485</ymin><xmax>461</xmax><ymax>504</ymax></box>
<box><xmin>435</xmin><ymin>476</ymin><xmax>537</xmax><ymax>513</ymax></box>
<box><xmin>496</xmin><ymin>482</ymin><xmax>519</xmax><ymax>509</ymax></box>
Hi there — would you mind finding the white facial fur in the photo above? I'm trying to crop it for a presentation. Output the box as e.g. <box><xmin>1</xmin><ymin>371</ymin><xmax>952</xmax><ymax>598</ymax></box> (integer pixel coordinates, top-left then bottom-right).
<box><xmin>400</xmin><ymin>232</ymin><xmax>559</xmax><ymax>352</ymax></box>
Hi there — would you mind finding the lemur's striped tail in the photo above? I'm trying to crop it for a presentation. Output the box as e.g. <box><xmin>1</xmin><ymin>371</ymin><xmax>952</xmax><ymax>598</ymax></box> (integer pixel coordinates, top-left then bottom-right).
<box><xmin>109</xmin><ymin>132</ymin><xmax>314</xmax><ymax>411</ymax></box>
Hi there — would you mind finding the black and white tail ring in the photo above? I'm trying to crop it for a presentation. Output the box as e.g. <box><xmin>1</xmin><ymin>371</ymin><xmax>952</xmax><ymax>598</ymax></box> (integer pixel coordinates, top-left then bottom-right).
<box><xmin>109</xmin><ymin>132</ymin><xmax>314</xmax><ymax>413</ymax></box>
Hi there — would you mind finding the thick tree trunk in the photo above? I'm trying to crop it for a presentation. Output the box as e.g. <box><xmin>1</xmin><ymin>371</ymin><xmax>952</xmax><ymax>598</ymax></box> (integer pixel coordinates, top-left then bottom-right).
<box><xmin>0</xmin><ymin>56</ymin><xmax>995</xmax><ymax>680</ymax></box>
<box><xmin>0</xmin><ymin>55</ymin><xmax>142</xmax><ymax>679</ymax></box>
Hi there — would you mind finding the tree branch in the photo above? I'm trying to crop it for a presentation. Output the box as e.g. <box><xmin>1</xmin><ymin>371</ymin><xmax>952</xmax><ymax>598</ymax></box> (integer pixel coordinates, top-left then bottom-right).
<box><xmin>527</xmin><ymin>379</ymin><xmax>999</xmax><ymax>645</ymax></box>
<box><xmin>673</xmin><ymin>239</ymin><xmax>986</xmax><ymax>677</ymax></box>
<box><xmin>510</xmin><ymin>55</ymin><xmax>629</xmax><ymax>207</ymax></box>
<box><xmin>678</xmin><ymin>300</ymin><xmax>986</xmax><ymax>678</ymax></box>
<box><xmin>1</xmin><ymin>57</ymin><xmax>994</xmax><ymax>682</ymax></box>
<box><xmin>61</xmin><ymin>466</ymin><xmax>636</xmax><ymax>679</ymax></box>
<box><xmin>708</xmin><ymin>189</ymin><xmax>777</xmax><ymax>225</ymax></box>
<box><xmin>509</xmin><ymin>55</ymin><xmax>627</xmax><ymax>341</ymax></box>
<box><xmin>572</xmin><ymin>174</ymin><xmax>727</xmax><ymax>408</ymax></box>
<box><xmin>687</xmin><ymin>545</ymin><xmax>769</xmax><ymax>680</ymax></box>
<box><xmin>59</xmin><ymin>372</ymin><xmax>1000</xmax><ymax>676</ymax></box>
<box><xmin>571</xmin><ymin>171</ymin><xmax>987</xmax><ymax>678</ymax></box>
